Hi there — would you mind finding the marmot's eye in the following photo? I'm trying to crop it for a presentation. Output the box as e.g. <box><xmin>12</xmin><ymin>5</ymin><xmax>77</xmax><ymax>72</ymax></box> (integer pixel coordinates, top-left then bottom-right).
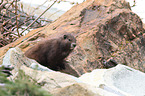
<box><xmin>69</xmin><ymin>39</ymin><xmax>71</xmax><ymax>41</ymax></box>
<box><xmin>64</xmin><ymin>35</ymin><xmax>67</xmax><ymax>39</ymax></box>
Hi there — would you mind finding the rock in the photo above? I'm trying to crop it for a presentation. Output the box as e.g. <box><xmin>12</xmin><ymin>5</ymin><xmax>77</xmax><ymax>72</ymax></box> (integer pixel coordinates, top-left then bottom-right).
<box><xmin>1</xmin><ymin>47</ymin><xmax>145</xmax><ymax>95</ymax></box>
<box><xmin>1</xmin><ymin>0</ymin><xmax>145</xmax><ymax>95</ymax></box>
<box><xmin>1</xmin><ymin>47</ymin><xmax>81</xmax><ymax>93</ymax></box>
<box><xmin>79</xmin><ymin>64</ymin><xmax>145</xmax><ymax>96</ymax></box>
<box><xmin>0</xmin><ymin>0</ymin><xmax>145</xmax><ymax>74</ymax></box>
<box><xmin>1</xmin><ymin>47</ymin><xmax>55</xmax><ymax>80</ymax></box>
<box><xmin>53</xmin><ymin>83</ymin><xmax>97</xmax><ymax>96</ymax></box>
<box><xmin>19</xmin><ymin>65</ymin><xmax>121</xmax><ymax>96</ymax></box>
<box><xmin>0</xmin><ymin>0</ymin><xmax>145</xmax><ymax>95</ymax></box>
<box><xmin>2</xmin><ymin>47</ymin><xmax>39</xmax><ymax>71</ymax></box>
<box><xmin>20</xmin><ymin>65</ymin><xmax>79</xmax><ymax>93</ymax></box>
<box><xmin>30</xmin><ymin>63</ymin><xmax>53</xmax><ymax>72</ymax></box>
<box><xmin>19</xmin><ymin>65</ymin><xmax>119</xmax><ymax>96</ymax></box>
<box><xmin>2</xmin><ymin>47</ymin><xmax>29</xmax><ymax>67</ymax></box>
<box><xmin>102</xmin><ymin>59</ymin><xmax>118</xmax><ymax>68</ymax></box>
<box><xmin>18</xmin><ymin>63</ymin><xmax>145</xmax><ymax>96</ymax></box>
<box><xmin>53</xmin><ymin>83</ymin><xmax>121</xmax><ymax>96</ymax></box>
<box><xmin>19</xmin><ymin>0</ymin><xmax>145</xmax><ymax>74</ymax></box>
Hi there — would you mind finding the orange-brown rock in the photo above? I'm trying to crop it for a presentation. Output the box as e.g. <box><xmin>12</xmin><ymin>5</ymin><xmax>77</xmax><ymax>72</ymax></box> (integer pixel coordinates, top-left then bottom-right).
<box><xmin>0</xmin><ymin>0</ymin><xmax>145</xmax><ymax>75</ymax></box>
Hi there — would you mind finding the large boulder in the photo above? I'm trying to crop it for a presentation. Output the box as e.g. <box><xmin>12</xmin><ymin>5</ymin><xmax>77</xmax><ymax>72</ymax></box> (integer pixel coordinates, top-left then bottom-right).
<box><xmin>1</xmin><ymin>0</ymin><xmax>145</xmax><ymax>95</ymax></box>
<box><xmin>79</xmin><ymin>64</ymin><xmax>145</xmax><ymax>96</ymax></box>
<box><xmin>53</xmin><ymin>83</ymin><xmax>119</xmax><ymax>96</ymax></box>
<box><xmin>1</xmin><ymin>47</ymin><xmax>145</xmax><ymax>95</ymax></box>
<box><xmin>20</xmin><ymin>65</ymin><xmax>79</xmax><ymax>93</ymax></box>
<box><xmin>0</xmin><ymin>0</ymin><xmax>145</xmax><ymax>74</ymax></box>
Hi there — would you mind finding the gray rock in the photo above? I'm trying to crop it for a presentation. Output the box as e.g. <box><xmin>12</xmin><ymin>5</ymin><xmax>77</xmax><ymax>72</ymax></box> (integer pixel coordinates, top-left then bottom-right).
<box><xmin>2</xmin><ymin>47</ymin><xmax>32</xmax><ymax>68</ymax></box>
<box><xmin>53</xmin><ymin>83</ymin><xmax>120</xmax><ymax>96</ymax></box>
<box><xmin>20</xmin><ymin>65</ymin><xmax>118</xmax><ymax>96</ymax></box>
<box><xmin>2</xmin><ymin>47</ymin><xmax>145</xmax><ymax>96</ymax></box>
<box><xmin>104</xmin><ymin>64</ymin><xmax>145</xmax><ymax>96</ymax></box>
<box><xmin>30</xmin><ymin>63</ymin><xmax>53</xmax><ymax>72</ymax></box>
<box><xmin>20</xmin><ymin>65</ymin><xmax>79</xmax><ymax>93</ymax></box>
<box><xmin>2</xmin><ymin>47</ymin><xmax>80</xmax><ymax>94</ymax></box>
<box><xmin>79</xmin><ymin>64</ymin><xmax>145</xmax><ymax>96</ymax></box>
<box><xmin>2</xmin><ymin>47</ymin><xmax>52</xmax><ymax>73</ymax></box>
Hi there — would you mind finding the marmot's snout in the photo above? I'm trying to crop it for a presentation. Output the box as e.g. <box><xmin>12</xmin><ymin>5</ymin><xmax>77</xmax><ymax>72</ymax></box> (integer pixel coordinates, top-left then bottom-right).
<box><xmin>71</xmin><ymin>43</ymin><xmax>76</xmax><ymax>49</ymax></box>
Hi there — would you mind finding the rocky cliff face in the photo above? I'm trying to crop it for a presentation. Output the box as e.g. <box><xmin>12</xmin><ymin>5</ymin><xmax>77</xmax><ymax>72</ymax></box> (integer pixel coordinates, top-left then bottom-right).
<box><xmin>0</xmin><ymin>0</ymin><xmax>145</xmax><ymax>95</ymax></box>
<box><xmin>0</xmin><ymin>0</ymin><xmax>145</xmax><ymax>75</ymax></box>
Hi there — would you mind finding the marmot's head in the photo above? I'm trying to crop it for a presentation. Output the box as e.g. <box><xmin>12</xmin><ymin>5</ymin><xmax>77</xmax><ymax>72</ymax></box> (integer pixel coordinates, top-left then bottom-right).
<box><xmin>60</xmin><ymin>33</ymin><xmax>76</xmax><ymax>51</ymax></box>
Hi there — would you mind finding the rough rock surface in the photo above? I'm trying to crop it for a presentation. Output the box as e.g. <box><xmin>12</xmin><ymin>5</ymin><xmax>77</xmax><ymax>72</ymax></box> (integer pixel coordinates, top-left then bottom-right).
<box><xmin>1</xmin><ymin>0</ymin><xmax>145</xmax><ymax>95</ymax></box>
<box><xmin>53</xmin><ymin>83</ymin><xmax>119</xmax><ymax>96</ymax></box>
<box><xmin>0</xmin><ymin>0</ymin><xmax>145</xmax><ymax>75</ymax></box>
<box><xmin>20</xmin><ymin>65</ymin><xmax>79</xmax><ymax>93</ymax></box>
<box><xmin>3</xmin><ymin>47</ymin><xmax>145</xmax><ymax>95</ymax></box>
<box><xmin>20</xmin><ymin>64</ymin><xmax>145</xmax><ymax>96</ymax></box>
<box><xmin>79</xmin><ymin>64</ymin><xmax>145</xmax><ymax>96</ymax></box>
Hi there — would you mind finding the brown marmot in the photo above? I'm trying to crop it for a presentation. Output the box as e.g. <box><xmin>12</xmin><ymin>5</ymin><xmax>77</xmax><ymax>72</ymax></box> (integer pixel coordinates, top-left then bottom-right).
<box><xmin>24</xmin><ymin>33</ymin><xmax>76</xmax><ymax>71</ymax></box>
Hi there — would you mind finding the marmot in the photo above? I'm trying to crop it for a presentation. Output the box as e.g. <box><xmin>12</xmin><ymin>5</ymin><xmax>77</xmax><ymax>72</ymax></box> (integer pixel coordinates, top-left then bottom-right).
<box><xmin>24</xmin><ymin>33</ymin><xmax>76</xmax><ymax>71</ymax></box>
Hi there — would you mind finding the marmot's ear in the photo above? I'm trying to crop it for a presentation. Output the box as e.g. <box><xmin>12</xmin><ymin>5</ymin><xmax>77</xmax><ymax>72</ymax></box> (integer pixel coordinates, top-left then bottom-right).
<box><xmin>63</xmin><ymin>35</ymin><xmax>67</xmax><ymax>39</ymax></box>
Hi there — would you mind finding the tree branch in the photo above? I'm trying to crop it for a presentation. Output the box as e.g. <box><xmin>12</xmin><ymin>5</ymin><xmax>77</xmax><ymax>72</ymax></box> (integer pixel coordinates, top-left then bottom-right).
<box><xmin>15</xmin><ymin>0</ymin><xmax>20</xmax><ymax>37</ymax></box>
<box><xmin>20</xmin><ymin>0</ymin><xmax>57</xmax><ymax>35</ymax></box>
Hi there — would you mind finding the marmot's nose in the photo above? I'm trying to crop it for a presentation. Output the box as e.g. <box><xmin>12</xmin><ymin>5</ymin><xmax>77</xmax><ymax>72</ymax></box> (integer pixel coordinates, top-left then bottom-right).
<box><xmin>71</xmin><ymin>43</ymin><xmax>76</xmax><ymax>49</ymax></box>
<box><xmin>73</xmin><ymin>43</ymin><xmax>76</xmax><ymax>47</ymax></box>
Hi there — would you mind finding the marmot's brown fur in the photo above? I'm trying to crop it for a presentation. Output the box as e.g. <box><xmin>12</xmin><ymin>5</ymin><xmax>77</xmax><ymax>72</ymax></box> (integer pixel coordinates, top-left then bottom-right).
<box><xmin>24</xmin><ymin>33</ymin><xmax>76</xmax><ymax>71</ymax></box>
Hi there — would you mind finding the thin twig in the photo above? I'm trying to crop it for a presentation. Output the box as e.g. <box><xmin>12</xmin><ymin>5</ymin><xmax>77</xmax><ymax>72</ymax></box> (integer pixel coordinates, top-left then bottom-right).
<box><xmin>3</xmin><ymin>30</ymin><xmax>18</xmax><ymax>36</ymax></box>
<box><xmin>31</xmin><ymin>0</ymin><xmax>48</xmax><ymax>14</ymax></box>
<box><xmin>0</xmin><ymin>38</ymin><xmax>9</xmax><ymax>44</ymax></box>
<box><xmin>3</xmin><ymin>15</ymin><xmax>17</xmax><ymax>25</ymax></box>
<box><xmin>3</xmin><ymin>27</ymin><xmax>13</xmax><ymax>33</ymax></box>
<box><xmin>47</xmin><ymin>10</ymin><xmax>60</xmax><ymax>18</ymax></box>
<box><xmin>6</xmin><ymin>0</ymin><xmax>15</xmax><ymax>10</ymax></box>
<box><xmin>20</xmin><ymin>0</ymin><xmax>57</xmax><ymax>35</ymax></box>
<box><xmin>15</xmin><ymin>0</ymin><xmax>20</xmax><ymax>37</ymax></box>
<box><xmin>39</xmin><ymin>19</ymin><xmax>51</xmax><ymax>22</ymax></box>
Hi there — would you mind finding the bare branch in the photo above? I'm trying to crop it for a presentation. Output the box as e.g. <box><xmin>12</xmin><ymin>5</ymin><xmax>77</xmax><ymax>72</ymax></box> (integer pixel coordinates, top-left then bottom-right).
<box><xmin>31</xmin><ymin>0</ymin><xmax>48</xmax><ymax>14</ymax></box>
<box><xmin>3</xmin><ymin>27</ymin><xmax>13</xmax><ymax>33</ymax></box>
<box><xmin>20</xmin><ymin>0</ymin><xmax>57</xmax><ymax>35</ymax></box>
<box><xmin>0</xmin><ymin>0</ymin><xmax>53</xmax><ymax>47</ymax></box>
<box><xmin>15</xmin><ymin>0</ymin><xmax>20</xmax><ymax>37</ymax></box>
<box><xmin>6</xmin><ymin>0</ymin><xmax>15</xmax><ymax>10</ymax></box>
